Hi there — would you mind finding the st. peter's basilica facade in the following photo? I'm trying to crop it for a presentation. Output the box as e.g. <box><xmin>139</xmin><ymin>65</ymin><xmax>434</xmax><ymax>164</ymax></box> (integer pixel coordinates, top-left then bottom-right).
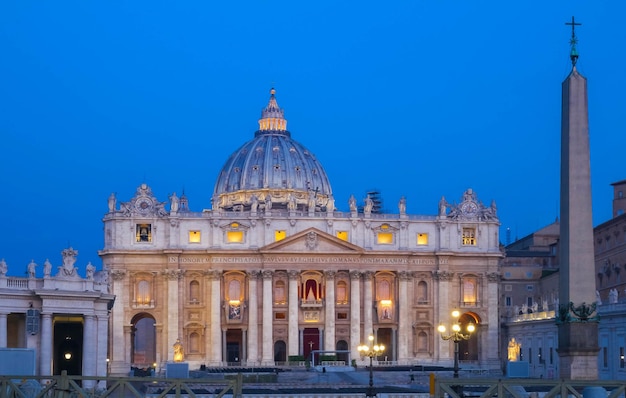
<box><xmin>100</xmin><ymin>89</ymin><xmax>502</xmax><ymax>375</ymax></box>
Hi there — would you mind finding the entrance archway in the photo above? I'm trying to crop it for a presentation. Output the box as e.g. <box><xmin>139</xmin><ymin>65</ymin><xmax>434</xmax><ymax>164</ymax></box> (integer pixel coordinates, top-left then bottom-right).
<box><xmin>274</xmin><ymin>340</ymin><xmax>286</xmax><ymax>363</ymax></box>
<box><xmin>303</xmin><ymin>328</ymin><xmax>320</xmax><ymax>362</ymax></box>
<box><xmin>459</xmin><ymin>312</ymin><xmax>479</xmax><ymax>361</ymax></box>
<box><xmin>131</xmin><ymin>313</ymin><xmax>156</xmax><ymax>366</ymax></box>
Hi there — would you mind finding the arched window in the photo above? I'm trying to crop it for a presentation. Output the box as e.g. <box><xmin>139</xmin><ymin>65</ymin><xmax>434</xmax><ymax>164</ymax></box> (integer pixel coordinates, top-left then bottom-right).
<box><xmin>378</xmin><ymin>280</ymin><xmax>391</xmax><ymax>300</ymax></box>
<box><xmin>274</xmin><ymin>340</ymin><xmax>287</xmax><ymax>363</ymax></box>
<box><xmin>304</xmin><ymin>279</ymin><xmax>319</xmax><ymax>302</ymax></box>
<box><xmin>189</xmin><ymin>332</ymin><xmax>200</xmax><ymax>353</ymax></box>
<box><xmin>274</xmin><ymin>280</ymin><xmax>286</xmax><ymax>304</ymax></box>
<box><xmin>189</xmin><ymin>280</ymin><xmax>200</xmax><ymax>303</ymax></box>
<box><xmin>228</xmin><ymin>280</ymin><xmax>241</xmax><ymax>301</ymax></box>
<box><xmin>417</xmin><ymin>331</ymin><xmax>428</xmax><ymax>352</ymax></box>
<box><xmin>417</xmin><ymin>281</ymin><xmax>428</xmax><ymax>303</ymax></box>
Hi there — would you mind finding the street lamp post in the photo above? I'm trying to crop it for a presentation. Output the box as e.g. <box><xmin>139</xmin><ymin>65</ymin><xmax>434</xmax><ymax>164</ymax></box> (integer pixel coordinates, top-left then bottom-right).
<box><xmin>358</xmin><ymin>335</ymin><xmax>385</xmax><ymax>398</ymax></box>
<box><xmin>438</xmin><ymin>310</ymin><xmax>475</xmax><ymax>396</ymax></box>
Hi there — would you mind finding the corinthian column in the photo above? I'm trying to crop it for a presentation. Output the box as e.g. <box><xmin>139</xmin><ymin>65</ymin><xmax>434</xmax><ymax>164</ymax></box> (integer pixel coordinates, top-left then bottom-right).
<box><xmin>208</xmin><ymin>270</ymin><xmax>222</xmax><ymax>365</ymax></box>
<box><xmin>397</xmin><ymin>271</ymin><xmax>411</xmax><ymax>364</ymax></box>
<box><xmin>288</xmin><ymin>270</ymin><xmax>299</xmax><ymax>356</ymax></box>
<box><xmin>164</xmin><ymin>269</ymin><xmax>183</xmax><ymax>361</ymax></box>
<box><xmin>247</xmin><ymin>271</ymin><xmax>259</xmax><ymax>366</ymax></box>
<box><xmin>324</xmin><ymin>271</ymin><xmax>336</xmax><ymax>351</ymax></box>
<box><xmin>82</xmin><ymin>315</ymin><xmax>96</xmax><ymax>388</ymax></box>
<box><xmin>349</xmin><ymin>271</ymin><xmax>361</xmax><ymax>360</ymax></box>
<box><xmin>261</xmin><ymin>270</ymin><xmax>274</xmax><ymax>365</ymax></box>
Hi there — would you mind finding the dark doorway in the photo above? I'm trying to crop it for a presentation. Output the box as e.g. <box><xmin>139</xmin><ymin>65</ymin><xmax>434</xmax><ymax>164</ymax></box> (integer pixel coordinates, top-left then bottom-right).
<box><xmin>459</xmin><ymin>313</ymin><xmax>478</xmax><ymax>360</ymax></box>
<box><xmin>336</xmin><ymin>340</ymin><xmax>349</xmax><ymax>363</ymax></box>
<box><xmin>376</xmin><ymin>328</ymin><xmax>393</xmax><ymax>361</ymax></box>
<box><xmin>54</xmin><ymin>321</ymin><xmax>83</xmax><ymax>375</ymax></box>
<box><xmin>226</xmin><ymin>329</ymin><xmax>242</xmax><ymax>364</ymax></box>
<box><xmin>303</xmin><ymin>328</ymin><xmax>320</xmax><ymax>363</ymax></box>
<box><xmin>274</xmin><ymin>340</ymin><xmax>286</xmax><ymax>363</ymax></box>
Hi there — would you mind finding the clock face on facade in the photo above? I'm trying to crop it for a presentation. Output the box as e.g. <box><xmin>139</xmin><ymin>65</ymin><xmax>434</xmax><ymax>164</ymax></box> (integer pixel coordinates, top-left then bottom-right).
<box><xmin>135</xmin><ymin>198</ymin><xmax>153</xmax><ymax>214</ymax></box>
<box><xmin>461</xmin><ymin>201</ymin><xmax>478</xmax><ymax>215</ymax></box>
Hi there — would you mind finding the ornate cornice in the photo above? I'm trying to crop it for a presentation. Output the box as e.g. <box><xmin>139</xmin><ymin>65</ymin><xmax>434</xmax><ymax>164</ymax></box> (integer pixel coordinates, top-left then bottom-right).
<box><xmin>432</xmin><ymin>270</ymin><xmax>453</xmax><ymax>281</ymax></box>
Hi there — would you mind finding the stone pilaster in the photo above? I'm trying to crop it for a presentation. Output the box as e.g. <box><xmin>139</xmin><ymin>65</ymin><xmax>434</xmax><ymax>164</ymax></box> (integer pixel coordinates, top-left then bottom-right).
<box><xmin>350</xmin><ymin>271</ymin><xmax>361</xmax><ymax>361</ymax></box>
<box><xmin>288</xmin><ymin>270</ymin><xmax>299</xmax><ymax>356</ymax></box>
<box><xmin>434</xmin><ymin>269</ymin><xmax>453</xmax><ymax>362</ymax></box>
<box><xmin>163</xmin><ymin>269</ymin><xmax>184</xmax><ymax>361</ymax></box>
<box><xmin>397</xmin><ymin>271</ymin><xmax>410</xmax><ymax>364</ymax></box>
<box><xmin>324</xmin><ymin>270</ymin><xmax>336</xmax><ymax>351</ymax></box>
<box><xmin>363</xmin><ymin>271</ymin><xmax>373</xmax><ymax>337</ymax></box>
<box><xmin>261</xmin><ymin>270</ymin><xmax>274</xmax><ymax>365</ymax></box>
<box><xmin>246</xmin><ymin>270</ymin><xmax>259</xmax><ymax>365</ymax></box>
<box><xmin>109</xmin><ymin>270</ymin><xmax>127</xmax><ymax>375</ymax></box>
<box><xmin>208</xmin><ymin>270</ymin><xmax>222</xmax><ymax>365</ymax></box>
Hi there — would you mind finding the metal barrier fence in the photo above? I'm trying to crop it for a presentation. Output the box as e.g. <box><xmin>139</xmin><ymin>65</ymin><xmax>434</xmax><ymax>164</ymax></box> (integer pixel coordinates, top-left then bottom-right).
<box><xmin>435</xmin><ymin>377</ymin><xmax>626</xmax><ymax>398</ymax></box>
<box><xmin>0</xmin><ymin>371</ymin><xmax>243</xmax><ymax>398</ymax></box>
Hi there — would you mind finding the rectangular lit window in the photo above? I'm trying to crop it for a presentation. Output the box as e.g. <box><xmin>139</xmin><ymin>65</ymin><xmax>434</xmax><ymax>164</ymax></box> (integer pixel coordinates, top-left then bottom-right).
<box><xmin>226</xmin><ymin>231</ymin><xmax>244</xmax><ymax>243</ymax></box>
<box><xmin>188</xmin><ymin>231</ymin><xmax>201</xmax><ymax>243</ymax></box>
<box><xmin>336</xmin><ymin>231</ymin><xmax>348</xmax><ymax>241</ymax></box>
<box><xmin>377</xmin><ymin>232</ymin><xmax>393</xmax><ymax>244</ymax></box>
<box><xmin>417</xmin><ymin>233</ymin><xmax>428</xmax><ymax>245</ymax></box>
<box><xmin>136</xmin><ymin>224</ymin><xmax>152</xmax><ymax>243</ymax></box>
<box><xmin>275</xmin><ymin>230</ymin><xmax>286</xmax><ymax>241</ymax></box>
<box><xmin>462</xmin><ymin>228</ymin><xmax>476</xmax><ymax>245</ymax></box>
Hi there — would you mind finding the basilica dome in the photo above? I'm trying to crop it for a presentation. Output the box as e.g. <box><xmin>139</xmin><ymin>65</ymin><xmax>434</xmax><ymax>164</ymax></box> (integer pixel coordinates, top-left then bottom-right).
<box><xmin>213</xmin><ymin>89</ymin><xmax>333</xmax><ymax>212</ymax></box>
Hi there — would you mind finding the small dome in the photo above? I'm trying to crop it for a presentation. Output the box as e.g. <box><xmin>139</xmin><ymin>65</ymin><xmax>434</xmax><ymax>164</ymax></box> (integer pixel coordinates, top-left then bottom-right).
<box><xmin>213</xmin><ymin>89</ymin><xmax>332</xmax><ymax>212</ymax></box>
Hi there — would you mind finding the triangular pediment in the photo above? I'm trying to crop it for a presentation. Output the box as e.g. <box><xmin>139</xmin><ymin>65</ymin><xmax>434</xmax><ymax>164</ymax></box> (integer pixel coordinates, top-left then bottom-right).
<box><xmin>260</xmin><ymin>227</ymin><xmax>363</xmax><ymax>253</ymax></box>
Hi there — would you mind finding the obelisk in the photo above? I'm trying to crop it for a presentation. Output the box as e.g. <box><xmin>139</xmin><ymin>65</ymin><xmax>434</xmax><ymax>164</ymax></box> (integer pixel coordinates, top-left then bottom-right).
<box><xmin>557</xmin><ymin>17</ymin><xmax>599</xmax><ymax>380</ymax></box>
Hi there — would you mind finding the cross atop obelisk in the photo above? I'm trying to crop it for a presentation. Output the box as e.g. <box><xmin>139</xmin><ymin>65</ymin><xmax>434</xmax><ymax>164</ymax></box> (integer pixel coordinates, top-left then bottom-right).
<box><xmin>565</xmin><ymin>16</ymin><xmax>582</xmax><ymax>66</ymax></box>
<box><xmin>556</xmin><ymin>16</ymin><xmax>599</xmax><ymax>380</ymax></box>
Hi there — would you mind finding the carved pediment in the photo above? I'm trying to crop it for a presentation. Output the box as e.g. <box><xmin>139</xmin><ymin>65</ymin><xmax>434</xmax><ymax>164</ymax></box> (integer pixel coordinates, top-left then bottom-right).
<box><xmin>260</xmin><ymin>228</ymin><xmax>363</xmax><ymax>253</ymax></box>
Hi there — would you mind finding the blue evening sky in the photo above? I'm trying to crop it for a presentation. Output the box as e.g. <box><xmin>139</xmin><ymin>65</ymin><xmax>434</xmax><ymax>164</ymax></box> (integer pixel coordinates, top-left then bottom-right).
<box><xmin>1</xmin><ymin>2</ymin><xmax>624</xmax><ymax>275</ymax></box>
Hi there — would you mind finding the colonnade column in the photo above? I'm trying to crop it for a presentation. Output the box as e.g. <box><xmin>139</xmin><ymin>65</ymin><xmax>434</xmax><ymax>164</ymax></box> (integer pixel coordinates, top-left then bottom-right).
<box><xmin>261</xmin><ymin>270</ymin><xmax>274</xmax><ymax>365</ymax></box>
<box><xmin>349</xmin><ymin>271</ymin><xmax>361</xmax><ymax>361</ymax></box>
<box><xmin>397</xmin><ymin>271</ymin><xmax>410</xmax><ymax>364</ymax></box>
<box><xmin>82</xmin><ymin>315</ymin><xmax>96</xmax><ymax>388</ymax></box>
<box><xmin>363</xmin><ymin>271</ymin><xmax>373</xmax><ymax>337</ymax></box>
<box><xmin>209</xmin><ymin>270</ymin><xmax>222</xmax><ymax>366</ymax></box>
<box><xmin>96</xmin><ymin>314</ymin><xmax>109</xmax><ymax>389</ymax></box>
<box><xmin>324</xmin><ymin>271</ymin><xmax>336</xmax><ymax>352</ymax></box>
<box><xmin>288</xmin><ymin>270</ymin><xmax>299</xmax><ymax>357</ymax></box>
<box><xmin>246</xmin><ymin>271</ymin><xmax>259</xmax><ymax>366</ymax></box>
<box><xmin>39</xmin><ymin>313</ymin><xmax>52</xmax><ymax>376</ymax></box>
<box><xmin>0</xmin><ymin>313</ymin><xmax>7</xmax><ymax>347</ymax></box>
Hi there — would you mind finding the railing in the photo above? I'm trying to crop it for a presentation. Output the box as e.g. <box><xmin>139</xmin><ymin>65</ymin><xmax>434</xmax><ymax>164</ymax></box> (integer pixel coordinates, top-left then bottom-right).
<box><xmin>0</xmin><ymin>371</ymin><xmax>243</xmax><ymax>398</ymax></box>
<box><xmin>435</xmin><ymin>377</ymin><xmax>626</xmax><ymax>398</ymax></box>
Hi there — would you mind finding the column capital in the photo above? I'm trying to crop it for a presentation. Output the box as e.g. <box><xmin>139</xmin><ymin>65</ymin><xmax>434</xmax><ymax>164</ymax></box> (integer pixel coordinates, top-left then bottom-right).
<box><xmin>206</xmin><ymin>270</ymin><xmax>222</xmax><ymax>280</ymax></box>
<box><xmin>432</xmin><ymin>270</ymin><xmax>453</xmax><ymax>281</ymax></box>
<box><xmin>324</xmin><ymin>270</ymin><xmax>336</xmax><ymax>280</ymax></box>
<box><xmin>110</xmin><ymin>270</ymin><xmax>126</xmax><ymax>281</ymax></box>
<box><xmin>288</xmin><ymin>270</ymin><xmax>299</xmax><ymax>280</ymax></box>
<box><xmin>262</xmin><ymin>270</ymin><xmax>274</xmax><ymax>280</ymax></box>
<box><xmin>363</xmin><ymin>271</ymin><xmax>374</xmax><ymax>280</ymax></box>
<box><xmin>350</xmin><ymin>270</ymin><xmax>361</xmax><ymax>280</ymax></box>
<box><xmin>247</xmin><ymin>270</ymin><xmax>261</xmax><ymax>279</ymax></box>
<box><xmin>397</xmin><ymin>270</ymin><xmax>412</xmax><ymax>281</ymax></box>
<box><xmin>163</xmin><ymin>269</ymin><xmax>185</xmax><ymax>280</ymax></box>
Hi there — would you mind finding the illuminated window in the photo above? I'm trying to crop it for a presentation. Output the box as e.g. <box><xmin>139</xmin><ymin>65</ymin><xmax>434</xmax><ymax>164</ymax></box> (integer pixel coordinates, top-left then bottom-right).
<box><xmin>226</xmin><ymin>231</ymin><xmax>244</xmax><ymax>243</ymax></box>
<box><xmin>417</xmin><ymin>233</ymin><xmax>428</xmax><ymax>245</ymax></box>
<box><xmin>136</xmin><ymin>224</ymin><xmax>152</xmax><ymax>243</ymax></box>
<box><xmin>377</xmin><ymin>232</ymin><xmax>393</xmax><ymax>244</ymax></box>
<box><xmin>462</xmin><ymin>277</ymin><xmax>477</xmax><ymax>304</ymax></box>
<box><xmin>336</xmin><ymin>231</ymin><xmax>348</xmax><ymax>241</ymax></box>
<box><xmin>336</xmin><ymin>280</ymin><xmax>347</xmax><ymax>304</ymax></box>
<box><xmin>136</xmin><ymin>280</ymin><xmax>151</xmax><ymax>305</ymax></box>
<box><xmin>275</xmin><ymin>230</ymin><xmax>286</xmax><ymax>241</ymax></box>
<box><xmin>188</xmin><ymin>231</ymin><xmax>201</xmax><ymax>243</ymax></box>
<box><xmin>462</xmin><ymin>228</ymin><xmax>476</xmax><ymax>245</ymax></box>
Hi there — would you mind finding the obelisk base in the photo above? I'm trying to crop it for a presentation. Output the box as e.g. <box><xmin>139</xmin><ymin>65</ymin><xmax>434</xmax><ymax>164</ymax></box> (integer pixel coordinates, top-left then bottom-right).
<box><xmin>557</xmin><ymin>323</ymin><xmax>599</xmax><ymax>380</ymax></box>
